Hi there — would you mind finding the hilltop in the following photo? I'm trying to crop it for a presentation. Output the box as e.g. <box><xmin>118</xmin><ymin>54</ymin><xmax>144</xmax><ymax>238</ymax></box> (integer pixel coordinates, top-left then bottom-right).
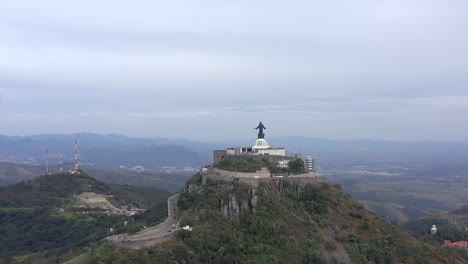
<box><xmin>3</xmin><ymin>133</ymin><xmax>468</xmax><ymax>226</ymax></box>
<box><xmin>0</xmin><ymin>171</ymin><xmax>171</xmax><ymax>264</ymax></box>
<box><xmin>90</xmin><ymin>173</ymin><xmax>465</xmax><ymax>263</ymax></box>
<box><xmin>0</xmin><ymin>161</ymin><xmax>192</xmax><ymax>192</ymax></box>
<box><xmin>402</xmin><ymin>205</ymin><xmax>468</xmax><ymax>251</ymax></box>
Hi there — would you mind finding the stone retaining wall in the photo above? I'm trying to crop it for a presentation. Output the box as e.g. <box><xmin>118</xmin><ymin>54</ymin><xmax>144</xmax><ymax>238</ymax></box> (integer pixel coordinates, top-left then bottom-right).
<box><xmin>213</xmin><ymin>151</ymin><xmax>294</xmax><ymax>165</ymax></box>
<box><xmin>213</xmin><ymin>168</ymin><xmax>271</xmax><ymax>178</ymax></box>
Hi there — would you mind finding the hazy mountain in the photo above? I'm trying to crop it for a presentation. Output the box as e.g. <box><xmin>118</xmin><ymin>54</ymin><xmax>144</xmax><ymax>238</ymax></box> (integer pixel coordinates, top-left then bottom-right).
<box><xmin>0</xmin><ymin>133</ymin><xmax>210</xmax><ymax>169</ymax></box>
<box><xmin>2</xmin><ymin>133</ymin><xmax>468</xmax><ymax>169</ymax></box>
<box><xmin>264</xmin><ymin>136</ymin><xmax>468</xmax><ymax>162</ymax></box>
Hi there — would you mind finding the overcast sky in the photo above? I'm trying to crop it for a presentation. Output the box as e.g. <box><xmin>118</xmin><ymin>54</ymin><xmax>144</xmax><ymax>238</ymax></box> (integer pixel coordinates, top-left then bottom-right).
<box><xmin>1</xmin><ymin>0</ymin><xmax>467</xmax><ymax>141</ymax></box>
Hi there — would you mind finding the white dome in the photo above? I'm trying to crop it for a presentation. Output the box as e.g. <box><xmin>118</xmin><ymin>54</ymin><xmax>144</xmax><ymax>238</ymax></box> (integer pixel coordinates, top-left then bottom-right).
<box><xmin>252</xmin><ymin>139</ymin><xmax>270</xmax><ymax>149</ymax></box>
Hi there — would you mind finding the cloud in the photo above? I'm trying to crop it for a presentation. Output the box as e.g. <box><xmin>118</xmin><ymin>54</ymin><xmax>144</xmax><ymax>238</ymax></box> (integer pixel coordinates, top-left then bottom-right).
<box><xmin>0</xmin><ymin>1</ymin><xmax>467</xmax><ymax>140</ymax></box>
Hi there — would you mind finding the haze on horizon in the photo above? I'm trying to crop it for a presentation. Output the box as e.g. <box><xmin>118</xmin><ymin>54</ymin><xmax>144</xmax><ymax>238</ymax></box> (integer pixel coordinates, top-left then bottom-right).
<box><xmin>1</xmin><ymin>1</ymin><xmax>467</xmax><ymax>142</ymax></box>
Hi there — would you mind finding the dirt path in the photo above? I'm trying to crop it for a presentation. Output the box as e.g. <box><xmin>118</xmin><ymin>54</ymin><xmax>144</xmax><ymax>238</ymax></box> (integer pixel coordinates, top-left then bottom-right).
<box><xmin>75</xmin><ymin>192</ymin><xmax>125</xmax><ymax>213</ymax></box>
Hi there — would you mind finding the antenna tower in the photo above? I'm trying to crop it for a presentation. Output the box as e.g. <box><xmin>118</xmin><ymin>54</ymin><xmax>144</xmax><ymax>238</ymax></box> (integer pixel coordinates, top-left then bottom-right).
<box><xmin>74</xmin><ymin>133</ymin><xmax>80</xmax><ymax>174</ymax></box>
<box><xmin>46</xmin><ymin>147</ymin><xmax>49</xmax><ymax>174</ymax></box>
<box><xmin>59</xmin><ymin>154</ymin><xmax>63</xmax><ymax>173</ymax></box>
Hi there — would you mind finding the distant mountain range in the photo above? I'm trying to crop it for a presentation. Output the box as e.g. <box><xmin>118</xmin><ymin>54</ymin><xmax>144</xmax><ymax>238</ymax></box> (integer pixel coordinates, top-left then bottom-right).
<box><xmin>0</xmin><ymin>133</ymin><xmax>211</xmax><ymax>169</ymax></box>
<box><xmin>1</xmin><ymin>133</ymin><xmax>468</xmax><ymax>171</ymax></box>
<box><xmin>1</xmin><ymin>133</ymin><xmax>468</xmax><ymax>169</ymax></box>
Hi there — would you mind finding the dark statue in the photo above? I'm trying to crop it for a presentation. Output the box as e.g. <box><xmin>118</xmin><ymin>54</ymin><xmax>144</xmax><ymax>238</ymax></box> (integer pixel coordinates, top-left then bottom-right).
<box><xmin>255</xmin><ymin>122</ymin><xmax>266</xmax><ymax>139</ymax></box>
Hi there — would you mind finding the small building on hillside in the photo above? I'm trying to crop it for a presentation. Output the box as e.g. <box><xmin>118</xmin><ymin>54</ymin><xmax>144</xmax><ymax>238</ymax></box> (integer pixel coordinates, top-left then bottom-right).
<box><xmin>443</xmin><ymin>240</ymin><xmax>468</xmax><ymax>248</ymax></box>
<box><xmin>305</xmin><ymin>156</ymin><xmax>316</xmax><ymax>173</ymax></box>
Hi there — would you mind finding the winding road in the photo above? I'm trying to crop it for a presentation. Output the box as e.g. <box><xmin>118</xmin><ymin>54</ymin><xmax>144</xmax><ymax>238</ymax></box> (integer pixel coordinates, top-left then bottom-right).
<box><xmin>107</xmin><ymin>193</ymin><xmax>180</xmax><ymax>249</ymax></box>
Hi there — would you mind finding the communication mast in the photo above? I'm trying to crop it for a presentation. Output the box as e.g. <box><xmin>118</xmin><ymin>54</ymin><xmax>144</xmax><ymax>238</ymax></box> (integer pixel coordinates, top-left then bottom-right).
<box><xmin>59</xmin><ymin>154</ymin><xmax>63</xmax><ymax>173</ymax></box>
<box><xmin>74</xmin><ymin>133</ymin><xmax>81</xmax><ymax>174</ymax></box>
<box><xmin>46</xmin><ymin>147</ymin><xmax>49</xmax><ymax>174</ymax></box>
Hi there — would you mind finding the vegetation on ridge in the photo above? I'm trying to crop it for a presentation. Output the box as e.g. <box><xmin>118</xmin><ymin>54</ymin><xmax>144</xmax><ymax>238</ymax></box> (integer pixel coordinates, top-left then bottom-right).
<box><xmin>402</xmin><ymin>205</ymin><xmax>468</xmax><ymax>261</ymax></box>
<box><xmin>90</xmin><ymin>173</ymin><xmax>463</xmax><ymax>263</ymax></box>
<box><xmin>215</xmin><ymin>158</ymin><xmax>305</xmax><ymax>175</ymax></box>
<box><xmin>0</xmin><ymin>171</ymin><xmax>171</xmax><ymax>263</ymax></box>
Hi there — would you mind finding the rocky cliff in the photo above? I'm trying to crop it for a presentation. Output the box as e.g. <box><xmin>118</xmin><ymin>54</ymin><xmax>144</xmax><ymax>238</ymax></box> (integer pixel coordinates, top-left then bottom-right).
<box><xmin>174</xmin><ymin>173</ymin><xmax>463</xmax><ymax>263</ymax></box>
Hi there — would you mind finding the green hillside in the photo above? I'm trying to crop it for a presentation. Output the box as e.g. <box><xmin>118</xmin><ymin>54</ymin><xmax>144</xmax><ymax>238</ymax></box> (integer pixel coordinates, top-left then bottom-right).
<box><xmin>402</xmin><ymin>205</ymin><xmax>468</xmax><ymax>260</ymax></box>
<box><xmin>89</xmin><ymin>174</ymin><xmax>465</xmax><ymax>263</ymax></box>
<box><xmin>0</xmin><ymin>171</ymin><xmax>171</xmax><ymax>264</ymax></box>
<box><xmin>0</xmin><ymin>171</ymin><xmax>110</xmax><ymax>208</ymax></box>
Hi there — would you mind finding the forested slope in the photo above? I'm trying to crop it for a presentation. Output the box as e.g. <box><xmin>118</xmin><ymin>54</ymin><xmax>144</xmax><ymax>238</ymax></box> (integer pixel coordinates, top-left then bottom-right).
<box><xmin>90</xmin><ymin>173</ymin><xmax>464</xmax><ymax>263</ymax></box>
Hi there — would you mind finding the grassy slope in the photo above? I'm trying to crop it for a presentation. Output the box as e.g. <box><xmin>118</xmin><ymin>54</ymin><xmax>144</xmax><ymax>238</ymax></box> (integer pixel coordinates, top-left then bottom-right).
<box><xmin>401</xmin><ymin>206</ymin><xmax>468</xmax><ymax>262</ymax></box>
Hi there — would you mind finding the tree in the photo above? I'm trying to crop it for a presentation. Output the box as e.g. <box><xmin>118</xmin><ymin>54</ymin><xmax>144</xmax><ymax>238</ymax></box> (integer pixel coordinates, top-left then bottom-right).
<box><xmin>288</xmin><ymin>159</ymin><xmax>305</xmax><ymax>174</ymax></box>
